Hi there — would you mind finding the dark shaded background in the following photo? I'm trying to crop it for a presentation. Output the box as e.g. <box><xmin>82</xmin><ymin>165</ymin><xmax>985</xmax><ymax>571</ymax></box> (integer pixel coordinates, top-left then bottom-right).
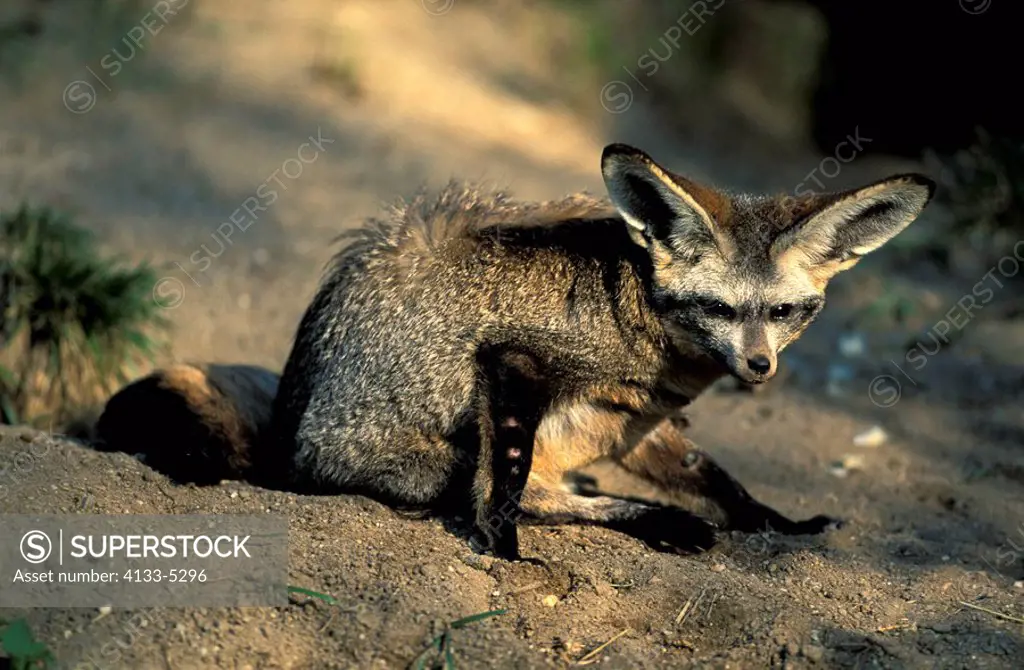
<box><xmin>804</xmin><ymin>0</ymin><xmax>1018</xmax><ymax>158</ymax></box>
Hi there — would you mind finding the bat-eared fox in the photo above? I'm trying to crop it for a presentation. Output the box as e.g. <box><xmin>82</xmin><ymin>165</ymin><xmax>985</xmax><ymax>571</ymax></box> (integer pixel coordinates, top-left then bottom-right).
<box><xmin>97</xmin><ymin>144</ymin><xmax>934</xmax><ymax>558</ymax></box>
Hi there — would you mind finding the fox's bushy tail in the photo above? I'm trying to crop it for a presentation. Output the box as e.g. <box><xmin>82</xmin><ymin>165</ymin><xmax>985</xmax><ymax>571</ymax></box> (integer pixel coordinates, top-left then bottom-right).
<box><xmin>94</xmin><ymin>363</ymin><xmax>280</xmax><ymax>485</ymax></box>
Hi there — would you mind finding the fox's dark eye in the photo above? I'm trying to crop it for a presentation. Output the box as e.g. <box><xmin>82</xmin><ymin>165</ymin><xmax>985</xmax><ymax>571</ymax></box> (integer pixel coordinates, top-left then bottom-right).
<box><xmin>770</xmin><ymin>304</ymin><xmax>794</xmax><ymax>320</ymax></box>
<box><xmin>699</xmin><ymin>299</ymin><xmax>736</xmax><ymax>319</ymax></box>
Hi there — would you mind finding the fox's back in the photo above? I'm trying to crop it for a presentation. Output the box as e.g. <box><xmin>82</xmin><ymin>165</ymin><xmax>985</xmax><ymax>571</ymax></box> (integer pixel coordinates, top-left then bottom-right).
<box><xmin>270</xmin><ymin>184</ymin><xmax>668</xmax><ymax>459</ymax></box>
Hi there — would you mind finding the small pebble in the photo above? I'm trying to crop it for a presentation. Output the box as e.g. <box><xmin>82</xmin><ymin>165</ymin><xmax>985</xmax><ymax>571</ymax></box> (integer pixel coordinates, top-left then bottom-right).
<box><xmin>829</xmin><ymin>454</ymin><xmax>865</xmax><ymax>478</ymax></box>
<box><xmin>710</xmin><ymin>563</ymin><xmax>726</xmax><ymax>573</ymax></box>
<box><xmin>838</xmin><ymin>333</ymin><xmax>866</xmax><ymax>358</ymax></box>
<box><xmin>853</xmin><ymin>426</ymin><xmax>888</xmax><ymax>448</ymax></box>
<box><xmin>802</xmin><ymin>645</ymin><xmax>825</xmax><ymax>662</ymax></box>
<box><xmin>542</xmin><ymin>594</ymin><xmax>559</xmax><ymax>608</ymax></box>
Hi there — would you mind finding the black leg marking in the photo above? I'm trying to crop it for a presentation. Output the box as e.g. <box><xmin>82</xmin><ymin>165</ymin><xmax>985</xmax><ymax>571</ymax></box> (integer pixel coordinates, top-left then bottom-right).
<box><xmin>478</xmin><ymin>347</ymin><xmax>551</xmax><ymax>560</ymax></box>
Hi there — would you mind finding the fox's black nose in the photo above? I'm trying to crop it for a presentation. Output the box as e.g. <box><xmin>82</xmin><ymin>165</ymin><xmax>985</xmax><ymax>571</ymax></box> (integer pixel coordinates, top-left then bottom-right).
<box><xmin>747</xmin><ymin>356</ymin><xmax>772</xmax><ymax>375</ymax></box>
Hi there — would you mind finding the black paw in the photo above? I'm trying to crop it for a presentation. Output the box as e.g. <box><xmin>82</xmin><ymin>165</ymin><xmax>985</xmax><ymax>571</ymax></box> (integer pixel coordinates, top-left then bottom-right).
<box><xmin>468</xmin><ymin>526</ymin><xmax>520</xmax><ymax>561</ymax></box>
<box><xmin>474</xmin><ymin>523</ymin><xmax>521</xmax><ymax>561</ymax></box>
<box><xmin>727</xmin><ymin>501</ymin><xmax>844</xmax><ymax>536</ymax></box>
<box><xmin>608</xmin><ymin>505</ymin><xmax>718</xmax><ymax>554</ymax></box>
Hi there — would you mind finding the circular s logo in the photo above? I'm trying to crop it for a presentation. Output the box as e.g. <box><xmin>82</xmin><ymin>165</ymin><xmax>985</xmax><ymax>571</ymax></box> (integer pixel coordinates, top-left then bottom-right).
<box><xmin>422</xmin><ymin>0</ymin><xmax>455</xmax><ymax>15</ymax></box>
<box><xmin>959</xmin><ymin>0</ymin><xmax>992</xmax><ymax>15</ymax></box>
<box><xmin>20</xmin><ymin>530</ymin><xmax>52</xmax><ymax>564</ymax></box>
<box><xmin>599</xmin><ymin>81</ymin><xmax>634</xmax><ymax>114</ymax></box>
<box><xmin>868</xmin><ymin>374</ymin><xmax>901</xmax><ymax>408</ymax></box>
<box><xmin>152</xmin><ymin>277</ymin><xmax>185</xmax><ymax>309</ymax></box>
<box><xmin>63</xmin><ymin>81</ymin><xmax>97</xmax><ymax>114</ymax></box>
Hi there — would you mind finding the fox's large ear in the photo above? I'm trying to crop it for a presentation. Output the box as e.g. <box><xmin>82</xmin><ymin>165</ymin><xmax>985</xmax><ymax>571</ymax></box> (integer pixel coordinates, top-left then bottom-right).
<box><xmin>601</xmin><ymin>143</ymin><xmax>725</xmax><ymax>259</ymax></box>
<box><xmin>773</xmin><ymin>174</ymin><xmax>935</xmax><ymax>277</ymax></box>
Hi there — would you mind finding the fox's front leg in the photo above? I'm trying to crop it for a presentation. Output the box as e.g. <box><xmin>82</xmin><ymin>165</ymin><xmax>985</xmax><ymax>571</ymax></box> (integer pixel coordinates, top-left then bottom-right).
<box><xmin>472</xmin><ymin>347</ymin><xmax>550</xmax><ymax>560</ymax></box>
<box><xmin>616</xmin><ymin>417</ymin><xmax>839</xmax><ymax>535</ymax></box>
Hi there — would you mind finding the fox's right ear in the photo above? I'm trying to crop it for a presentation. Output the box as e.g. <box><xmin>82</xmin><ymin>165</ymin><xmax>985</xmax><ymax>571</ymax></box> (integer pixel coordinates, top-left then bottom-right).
<box><xmin>772</xmin><ymin>173</ymin><xmax>935</xmax><ymax>280</ymax></box>
<box><xmin>601</xmin><ymin>144</ymin><xmax>723</xmax><ymax>259</ymax></box>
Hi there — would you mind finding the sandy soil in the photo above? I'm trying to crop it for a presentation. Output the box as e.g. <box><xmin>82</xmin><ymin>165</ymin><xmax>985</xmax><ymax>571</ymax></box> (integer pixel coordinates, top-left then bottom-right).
<box><xmin>1</xmin><ymin>1</ymin><xmax>1023</xmax><ymax>668</ymax></box>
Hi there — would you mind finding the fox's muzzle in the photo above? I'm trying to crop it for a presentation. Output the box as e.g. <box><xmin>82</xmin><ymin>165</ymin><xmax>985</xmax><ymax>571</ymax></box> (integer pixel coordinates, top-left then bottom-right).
<box><xmin>729</xmin><ymin>350</ymin><xmax>777</xmax><ymax>384</ymax></box>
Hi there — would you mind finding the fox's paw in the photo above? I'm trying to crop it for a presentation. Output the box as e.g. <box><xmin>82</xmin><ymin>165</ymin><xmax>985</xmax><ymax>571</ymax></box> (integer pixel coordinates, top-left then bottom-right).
<box><xmin>608</xmin><ymin>505</ymin><xmax>718</xmax><ymax>554</ymax></box>
<box><xmin>727</xmin><ymin>503</ymin><xmax>843</xmax><ymax>536</ymax></box>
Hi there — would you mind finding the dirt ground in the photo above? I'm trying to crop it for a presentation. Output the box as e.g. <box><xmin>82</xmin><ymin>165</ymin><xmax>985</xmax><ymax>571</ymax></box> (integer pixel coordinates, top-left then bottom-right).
<box><xmin>2</xmin><ymin>1</ymin><xmax>1023</xmax><ymax>668</ymax></box>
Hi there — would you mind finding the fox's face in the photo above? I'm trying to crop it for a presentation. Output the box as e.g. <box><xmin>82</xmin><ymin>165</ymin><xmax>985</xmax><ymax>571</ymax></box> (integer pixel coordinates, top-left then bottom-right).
<box><xmin>601</xmin><ymin>143</ymin><xmax>935</xmax><ymax>384</ymax></box>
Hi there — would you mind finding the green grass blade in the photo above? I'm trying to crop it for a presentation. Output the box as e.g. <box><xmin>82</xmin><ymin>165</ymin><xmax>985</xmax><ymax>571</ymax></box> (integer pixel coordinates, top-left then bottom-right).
<box><xmin>1</xmin><ymin>394</ymin><xmax>19</xmax><ymax>425</ymax></box>
<box><xmin>448</xmin><ymin>609</ymin><xmax>507</xmax><ymax>629</ymax></box>
<box><xmin>442</xmin><ymin>631</ymin><xmax>456</xmax><ymax>669</ymax></box>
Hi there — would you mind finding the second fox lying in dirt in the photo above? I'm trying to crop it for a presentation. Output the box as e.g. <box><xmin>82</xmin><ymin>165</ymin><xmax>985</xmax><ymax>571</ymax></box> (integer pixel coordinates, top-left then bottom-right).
<box><xmin>97</xmin><ymin>144</ymin><xmax>935</xmax><ymax>558</ymax></box>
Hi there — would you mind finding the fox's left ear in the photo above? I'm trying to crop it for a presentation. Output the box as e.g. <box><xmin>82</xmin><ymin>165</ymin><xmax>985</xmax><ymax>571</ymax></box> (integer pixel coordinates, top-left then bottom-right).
<box><xmin>773</xmin><ymin>174</ymin><xmax>935</xmax><ymax>276</ymax></box>
<box><xmin>600</xmin><ymin>143</ymin><xmax>727</xmax><ymax>260</ymax></box>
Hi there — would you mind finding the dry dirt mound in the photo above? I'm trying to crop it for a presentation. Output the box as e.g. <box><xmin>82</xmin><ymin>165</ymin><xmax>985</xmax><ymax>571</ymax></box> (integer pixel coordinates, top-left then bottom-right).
<box><xmin>2</xmin><ymin>337</ymin><xmax>1023</xmax><ymax>669</ymax></box>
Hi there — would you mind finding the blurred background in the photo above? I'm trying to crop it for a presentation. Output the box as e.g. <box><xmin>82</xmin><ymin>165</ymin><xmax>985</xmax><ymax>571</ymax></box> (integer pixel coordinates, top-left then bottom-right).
<box><xmin>0</xmin><ymin>0</ymin><xmax>1020</xmax><ymax>426</ymax></box>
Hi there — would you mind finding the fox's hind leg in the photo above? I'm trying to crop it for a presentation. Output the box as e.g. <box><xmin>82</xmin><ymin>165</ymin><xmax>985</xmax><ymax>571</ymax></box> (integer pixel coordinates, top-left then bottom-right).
<box><xmin>501</xmin><ymin>403</ymin><xmax>718</xmax><ymax>553</ymax></box>
<box><xmin>517</xmin><ymin>474</ymin><xmax>718</xmax><ymax>553</ymax></box>
<box><xmin>616</xmin><ymin>417</ymin><xmax>839</xmax><ymax>535</ymax></box>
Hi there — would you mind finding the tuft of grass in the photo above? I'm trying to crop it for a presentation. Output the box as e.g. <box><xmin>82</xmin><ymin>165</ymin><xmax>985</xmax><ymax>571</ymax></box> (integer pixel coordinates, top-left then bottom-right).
<box><xmin>0</xmin><ymin>204</ymin><xmax>169</xmax><ymax>426</ymax></box>
<box><xmin>409</xmin><ymin>609</ymin><xmax>507</xmax><ymax>670</ymax></box>
<box><xmin>0</xmin><ymin>617</ymin><xmax>55</xmax><ymax>670</ymax></box>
